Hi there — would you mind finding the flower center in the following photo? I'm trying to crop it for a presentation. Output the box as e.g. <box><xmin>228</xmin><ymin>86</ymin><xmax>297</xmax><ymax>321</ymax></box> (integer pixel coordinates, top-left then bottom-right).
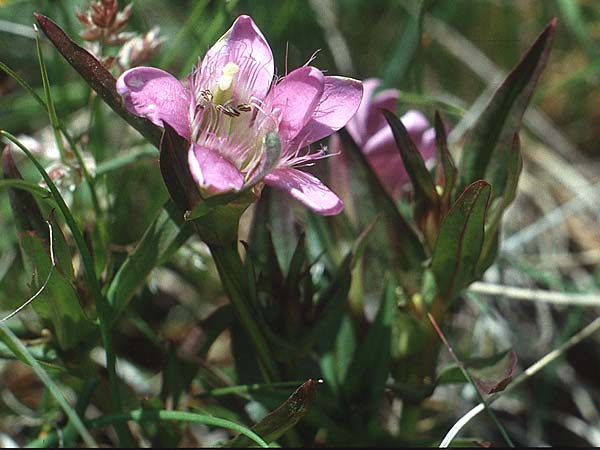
<box><xmin>213</xmin><ymin>62</ymin><xmax>239</xmax><ymax>105</ymax></box>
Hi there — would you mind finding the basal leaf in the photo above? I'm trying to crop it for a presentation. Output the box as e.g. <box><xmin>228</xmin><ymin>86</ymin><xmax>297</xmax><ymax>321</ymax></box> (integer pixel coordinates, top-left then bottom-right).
<box><xmin>458</xmin><ymin>19</ymin><xmax>556</xmax><ymax>191</ymax></box>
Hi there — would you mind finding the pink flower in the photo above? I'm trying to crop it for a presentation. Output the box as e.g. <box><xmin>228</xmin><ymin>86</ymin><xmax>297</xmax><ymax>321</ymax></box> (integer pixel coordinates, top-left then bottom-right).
<box><xmin>116</xmin><ymin>15</ymin><xmax>362</xmax><ymax>216</ymax></box>
<box><xmin>331</xmin><ymin>78</ymin><xmax>435</xmax><ymax>200</ymax></box>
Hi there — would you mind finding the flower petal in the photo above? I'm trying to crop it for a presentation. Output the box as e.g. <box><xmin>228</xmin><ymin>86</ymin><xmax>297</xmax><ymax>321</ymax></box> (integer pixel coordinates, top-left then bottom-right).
<box><xmin>188</xmin><ymin>144</ymin><xmax>244</xmax><ymax>195</ymax></box>
<box><xmin>270</xmin><ymin>66</ymin><xmax>324</xmax><ymax>144</ymax></box>
<box><xmin>117</xmin><ymin>67</ymin><xmax>191</xmax><ymax>139</ymax></box>
<box><xmin>366</xmin><ymin>87</ymin><xmax>400</xmax><ymax>136</ymax></box>
<box><xmin>264</xmin><ymin>168</ymin><xmax>343</xmax><ymax>216</ymax></box>
<box><xmin>292</xmin><ymin>76</ymin><xmax>363</xmax><ymax>149</ymax></box>
<box><xmin>202</xmin><ymin>15</ymin><xmax>274</xmax><ymax>100</ymax></box>
<box><xmin>346</xmin><ymin>78</ymin><xmax>381</xmax><ymax>142</ymax></box>
<box><xmin>400</xmin><ymin>110</ymin><xmax>431</xmax><ymax>137</ymax></box>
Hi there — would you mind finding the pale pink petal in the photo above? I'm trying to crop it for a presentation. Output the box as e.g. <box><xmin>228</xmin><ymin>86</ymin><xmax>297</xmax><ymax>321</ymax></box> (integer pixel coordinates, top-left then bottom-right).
<box><xmin>201</xmin><ymin>15</ymin><xmax>274</xmax><ymax>100</ymax></box>
<box><xmin>269</xmin><ymin>66</ymin><xmax>324</xmax><ymax>143</ymax></box>
<box><xmin>400</xmin><ymin>110</ymin><xmax>430</xmax><ymax>138</ymax></box>
<box><xmin>264</xmin><ymin>168</ymin><xmax>343</xmax><ymax>216</ymax></box>
<box><xmin>117</xmin><ymin>67</ymin><xmax>191</xmax><ymax>139</ymax></box>
<box><xmin>292</xmin><ymin>76</ymin><xmax>363</xmax><ymax>149</ymax></box>
<box><xmin>362</xmin><ymin>125</ymin><xmax>396</xmax><ymax>156</ymax></box>
<box><xmin>346</xmin><ymin>78</ymin><xmax>380</xmax><ymax>142</ymax></box>
<box><xmin>188</xmin><ymin>144</ymin><xmax>244</xmax><ymax>195</ymax></box>
<box><xmin>366</xmin><ymin>88</ymin><xmax>399</xmax><ymax>136</ymax></box>
<box><xmin>419</xmin><ymin>128</ymin><xmax>437</xmax><ymax>162</ymax></box>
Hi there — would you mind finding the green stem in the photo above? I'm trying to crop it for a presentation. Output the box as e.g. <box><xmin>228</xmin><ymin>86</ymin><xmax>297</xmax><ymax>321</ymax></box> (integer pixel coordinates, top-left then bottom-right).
<box><xmin>27</xmin><ymin>409</ymin><xmax>268</xmax><ymax>448</ymax></box>
<box><xmin>209</xmin><ymin>241</ymin><xmax>280</xmax><ymax>382</ymax></box>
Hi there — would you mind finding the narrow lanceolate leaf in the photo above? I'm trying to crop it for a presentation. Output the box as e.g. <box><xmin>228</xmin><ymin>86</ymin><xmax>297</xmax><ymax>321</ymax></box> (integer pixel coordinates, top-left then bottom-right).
<box><xmin>383</xmin><ymin>109</ymin><xmax>440</xmax><ymax>248</ymax></box>
<box><xmin>33</xmin><ymin>14</ymin><xmax>162</xmax><ymax>148</ymax></box>
<box><xmin>343</xmin><ymin>279</ymin><xmax>395</xmax><ymax>403</ymax></box>
<box><xmin>338</xmin><ymin>128</ymin><xmax>426</xmax><ymax>283</ymax></box>
<box><xmin>433</xmin><ymin>111</ymin><xmax>457</xmax><ymax>214</ymax></box>
<box><xmin>382</xmin><ymin>109</ymin><xmax>439</xmax><ymax>205</ymax></box>
<box><xmin>106</xmin><ymin>200</ymin><xmax>192</xmax><ymax>321</ymax></box>
<box><xmin>224</xmin><ymin>380</ymin><xmax>317</xmax><ymax>447</ymax></box>
<box><xmin>477</xmin><ymin>134</ymin><xmax>522</xmax><ymax>275</ymax></box>
<box><xmin>458</xmin><ymin>19</ymin><xmax>556</xmax><ymax>191</ymax></box>
<box><xmin>431</xmin><ymin>181</ymin><xmax>491</xmax><ymax>301</ymax></box>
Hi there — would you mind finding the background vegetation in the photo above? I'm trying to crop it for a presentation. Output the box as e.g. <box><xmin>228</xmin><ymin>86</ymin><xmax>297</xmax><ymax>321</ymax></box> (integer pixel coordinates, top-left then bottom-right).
<box><xmin>1</xmin><ymin>0</ymin><xmax>600</xmax><ymax>447</ymax></box>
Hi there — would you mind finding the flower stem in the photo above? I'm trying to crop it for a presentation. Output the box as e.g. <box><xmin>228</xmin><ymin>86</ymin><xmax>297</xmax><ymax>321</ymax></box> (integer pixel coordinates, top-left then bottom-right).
<box><xmin>209</xmin><ymin>241</ymin><xmax>280</xmax><ymax>382</ymax></box>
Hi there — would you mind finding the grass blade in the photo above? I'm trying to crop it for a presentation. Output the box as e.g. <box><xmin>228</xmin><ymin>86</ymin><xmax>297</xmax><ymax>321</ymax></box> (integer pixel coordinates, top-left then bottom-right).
<box><xmin>0</xmin><ymin>321</ymin><xmax>97</xmax><ymax>447</ymax></box>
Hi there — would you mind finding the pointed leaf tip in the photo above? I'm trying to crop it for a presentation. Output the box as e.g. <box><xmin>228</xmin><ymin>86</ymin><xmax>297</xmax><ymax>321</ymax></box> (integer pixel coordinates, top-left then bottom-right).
<box><xmin>33</xmin><ymin>13</ymin><xmax>162</xmax><ymax>147</ymax></box>
<box><xmin>458</xmin><ymin>18</ymin><xmax>556</xmax><ymax>191</ymax></box>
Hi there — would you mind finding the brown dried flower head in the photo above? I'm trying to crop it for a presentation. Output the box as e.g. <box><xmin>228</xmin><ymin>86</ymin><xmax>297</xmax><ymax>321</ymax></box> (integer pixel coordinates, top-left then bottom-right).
<box><xmin>76</xmin><ymin>0</ymin><xmax>163</xmax><ymax>73</ymax></box>
<box><xmin>76</xmin><ymin>0</ymin><xmax>132</xmax><ymax>44</ymax></box>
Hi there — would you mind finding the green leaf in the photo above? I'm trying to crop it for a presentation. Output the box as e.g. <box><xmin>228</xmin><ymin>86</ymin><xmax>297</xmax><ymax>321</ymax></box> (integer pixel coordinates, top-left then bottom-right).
<box><xmin>437</xmin><ymin>350</ymin><xmax>517</xmax><ymax>395</ymax></box>
<box><xmin>343</xmin><ymin>279</ymin><xmax>396</xmax><ymax>402</ymax></box>
<box><xmin>458</xmin><ymin>19</ymin><xmax>556</xmax><ymax>192</ymax></box>
<box><xmin>1</xmin><ymin>145</ymin><xmax>49</xmax><ymax>239</ymax></box>
<box><xmin>19</xmin><ymin>231</ymin><xmax>94</xmax><ymax>350</ymax></box>
<box><xmin>382</xmin><ymin>109</ymin><xmax>439</xmax><ymax>205</ymax></box>
<box><xmin>382</xmin><ymin>0</ymin><xmax>426</xmax><ymax>87</ymax></box>
<box><xmin>338</xmin><ymin>128</ymin><xmax>426</xmax><ymax>287</ymax></box>
<box><xmin>433</xmin><ymin>111</ymin><xmax>457</xmax><ymax>214</ymax></box>
<box><xmin>431</xmin><ymin>180</ymin><xmax>491</xmax><ymax>301</ymax></box>
<box><xmin>33</xmin><ymin>14</ymin><xmax>162</xmax><ymax>148</ymax></box>
<box><xmin>224</xmin><ymin>380</ymin><xmax>317</xmax><ymax>447</ymax></box>
<box><xmin>106</xmin><ymin>200</ymin><xmax>192</xmax><ymax>320</ymax></box>
<box><xmin>477</xmin><ymin>134</ymin><xmax>522</xmax><ymax>274</ymax></box>
<box><xmin>86</xmin><ymin>409</ymin><xmax>268</xmax><ymax>448</ymax></box>
<box><xmin>159</xmin><ymin>123</ymin><xmax>201</xmax><ymax>213</ymax></box>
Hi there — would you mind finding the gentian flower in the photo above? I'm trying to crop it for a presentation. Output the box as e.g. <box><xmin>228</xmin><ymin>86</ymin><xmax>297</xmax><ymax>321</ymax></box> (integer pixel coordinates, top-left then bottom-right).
<box><xmin>116</xmin><ymin>15</ymin><xmax>362</xmax><ymax>215</ymax></box>
<box><xmin>330</xmin><ymin>78</ymin><xmax>435</xmax><ymax>200</ymax></box>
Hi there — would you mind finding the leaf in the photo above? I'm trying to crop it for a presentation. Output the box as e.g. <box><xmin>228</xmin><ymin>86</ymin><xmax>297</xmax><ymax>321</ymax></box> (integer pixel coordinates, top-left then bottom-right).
<box><xmin>1</xmin><ymin>145</ymin><xmax>48</xmax><ymax>240</ymax></box>
<box><xmin>33</xmin><ymin>14</ymin><xmax>162</xmax><ymax>148</ymax></box>
<box><xmin>458</xmin><ymin>19</ymin><xmax>556</xmax><ymax>192</ymax></box>
<box><xmin>382</xmin><ymin>0</ymin><xmax>426</xmax><ymax>87</ymax></box>
<box><xmin>106</xmin><ymin>200</ymin><xmax>192</xmax><ymax>320</ymax></box>
<box><xmin>19</xmin><ymin>232</ymin><xmax>94</xmax><ymax>350</ymax></box>
<box><xmin>477</xmin><ymin>134</ymin><xmax>522</xmax><ymax>274</ymax></box>
<box><xmin>224</xmin><ymin>380</ymin><xmax>317</xmax><ymax>447</ymax></box>
<box><xmin>343</xmin><ymin>279</ymin><xmax>396</xmax><ymax>402</ymax></box>
<box><xmin>433</xmin><ymin>111</ymin><xmax>457</xmax><ymax>214</ymax></box>
<box><xmin>437</xmin><ymin>350</ymin><xmax>518</xmax><ymax>395</ymax></box>
<box><xmin>159</xmin><ymin>120</ymin><xmax>200</xmax><ymax>213</ymax></box>
<box><xmin>469</xmin><ymin>350</ymin><xmax>518</xmax><ymax>394</ymax></box>
<box><xmin>382</xmin><ymin>109</ymin><xmax>439</xmax><ymax>206</ymax></box>
<box><xmin>431</xmin><ymin>180</ymin><xmax>491</xmax><ymax>301</ymax></box>
<box><xmin>338</xmin><ymin>128</ymin><xmax>426</xmax><ymax>285</ymax></box>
